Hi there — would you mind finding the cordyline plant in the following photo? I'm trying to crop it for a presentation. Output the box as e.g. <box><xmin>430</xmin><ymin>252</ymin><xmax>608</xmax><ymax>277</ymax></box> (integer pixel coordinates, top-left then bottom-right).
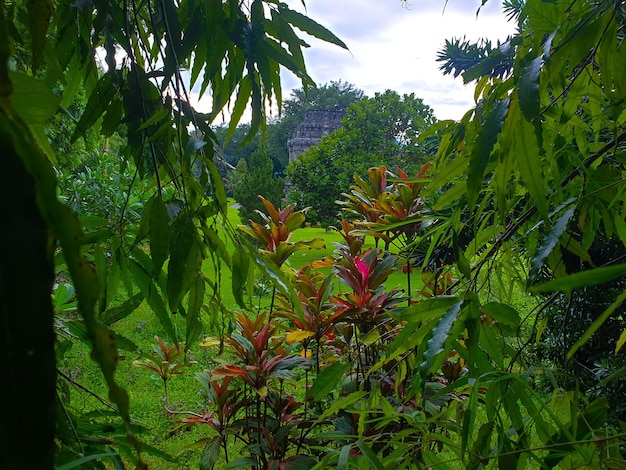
<box><xmin>132</xmin><ymin>336</ymin><xmax>196</xmax><ymax>410</ymax></box>
<box><xmin>239</xmin><ymin>196</ymin><xmax>325</xmax><ymax>312</ymax></box>
<box><xmin>195</xmin><ymin>311</ymin><xmax>313</xmax><ymax>469</ymax></box>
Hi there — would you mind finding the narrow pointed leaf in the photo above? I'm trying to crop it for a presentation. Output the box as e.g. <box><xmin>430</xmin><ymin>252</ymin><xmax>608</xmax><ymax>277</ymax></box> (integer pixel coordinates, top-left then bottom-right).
<box><xmin>280</xmin><ymin>8</ymin><xmax>348</xmax><ymax>50</ymax></box>
<box><xmin>310</xmin><ymin>361</ymin><xmax>350</xmax><ymax>401</ymax></box>
<box><xmin>530</xmin><ymin>264</ymin><xmax>626</xmax><ymax>293</ymax></box>
<box><xmin>419</xmin><ymin>301</ymin><xmax>462</xmax><ymax>380</ymax></box>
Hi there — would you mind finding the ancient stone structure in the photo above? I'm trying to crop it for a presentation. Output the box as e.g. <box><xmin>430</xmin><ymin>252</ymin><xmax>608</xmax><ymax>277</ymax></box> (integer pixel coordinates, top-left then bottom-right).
<box><xmin>287</xmin><ymin>109</ymin><xmax>344</xmax><ymax>164</ymax></box>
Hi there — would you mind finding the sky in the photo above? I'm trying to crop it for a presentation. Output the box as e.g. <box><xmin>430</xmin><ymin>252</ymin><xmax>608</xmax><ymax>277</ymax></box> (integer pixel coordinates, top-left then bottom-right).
<box><xmin>277</xmin><ymin>0</ymin><xmax>516</xmax><ymax>121</ymax></box>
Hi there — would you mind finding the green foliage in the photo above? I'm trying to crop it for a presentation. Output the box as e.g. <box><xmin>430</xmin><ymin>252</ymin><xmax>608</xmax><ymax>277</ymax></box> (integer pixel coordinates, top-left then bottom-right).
<box><xmin>232</xmin><ymin>149</ymin><xmax>285</xmax><ymax>223</ymax></box>
<box><xmin>287</xmin><ymin>90</ymin><xmax>437</xmax><ymax>225</ymax></box>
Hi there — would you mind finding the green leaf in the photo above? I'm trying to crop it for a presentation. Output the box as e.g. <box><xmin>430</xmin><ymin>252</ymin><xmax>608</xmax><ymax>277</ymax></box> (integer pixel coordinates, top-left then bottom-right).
<box><xmin>528</xmin><ymin>206</ymin><xmax>575</xmax><ymax>286</ymax></box>
<box><xmin>392</xmin><ymin>295</ymin><xmax>460</xmax><ymax>323</ymax></box>
<box><xmin>56</xmin><ymin>453</ymin><xmax>119</xmax><ymax>470</ymax></box>
<box><xmin>280</xmin><ymin>7</ymin><xmax>348</xmax><ymax>50</ymax></box>
<box><xmin>130</xmin><ymin>259</ymin><xmax>178</xmax><ymax>343</ymax></box>
<box><xmin>168</xmin><ymin>216</ymin><xmax>197</xmax><ymax>311</ymax></box>
<box><xmin>530</xmin><ymin>264</ymin><xmax>626</xmax><ymax>293</ymax></box>
<box><xmin>355</xmin><ymin>440</ymin><xmax>385</xmax><ymax>470</ymax></box>
<box><xmin>9</xmin><ymin>72</ymin><xmax>60</xmax><ymax>125</ymax></box>
<box><xmin>419</xmin><ymin>301</ymin><xmax>462</xmax><ymax>381</ymax></box>
<box><xmin>224</xmin><ymin>457</ymin><xmax>258</xmax><ymax>469</ymax></box>
<box><xmin>186</xmin><ymin>277</ymin><xmax>205</xmax><ymax>352</ymax></box>
<box><xmin>231</xmin><ymin>246</ymin><xmax>250</xmax><ymax>308</ymax></box>
<box><xmin>466</xmin><ymin>98</ymin><xmax>509</xmax><ymax>209</ymax></box>
<box><xmin>567</xmin><ymin>289</ymin><xmax>626</xmax><ymax>360</ymax></box>
<box><xmin>309</xmin><ymin>361</ymin><xmax>350</xmax><ymax>401</ymax></box>
<box><xmin>102</xmin><ymin>293</ymin><xmax>144</xmax><ymax>325</ymax></box>
<box><xmin>316</xmin><ymin>391</ymin><xmax>367</xmax><ymax>423</ymax></box>
<box><xmin>150</xmin><ymin>196</ymin><xmax>171</xmax><ymax>276</ymax></box>
<box><xmin>25</xmin><ymin>0</ymin><xmax>52</xmax><ymax>73</ymax></box>
<box><xmin>199</xmin><ymin>437</ymin><xmax>221</xmax><ymax>470</ymax></box>
<box><xmin>518</xmin><ymin>55</ymin><xmax>543</xmax><ymax>121</ymax></box>
<box><xmin>506</xmin><ymin>97</ymin><xmax>549</xmax><ymax>220</ymax></box>
<box><xmin>72</xmin><ymin>74</ymin><xmax>115</xmax><ymax>141</ymax></box>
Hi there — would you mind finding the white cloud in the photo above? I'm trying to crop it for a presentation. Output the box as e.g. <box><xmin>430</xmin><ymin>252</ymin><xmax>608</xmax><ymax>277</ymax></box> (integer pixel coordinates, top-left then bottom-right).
<box><xmin>281</xmin><ymin>0</ymin><xmax>516</xmax><ymax>120</ymax></box>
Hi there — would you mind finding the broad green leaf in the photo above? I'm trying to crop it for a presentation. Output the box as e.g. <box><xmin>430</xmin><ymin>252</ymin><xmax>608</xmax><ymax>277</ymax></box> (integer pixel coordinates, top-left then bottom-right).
<box><xmin>199</xmin><ymin>437</ymin><xmax>221</xmax><ymax>470</ymax></box>
<box><xmin>309</xmin><ymin>361</ymin><xmax>350</xmax><ymax>401</ymax></box>
<box><xmin>528</xmin><ymin>206</ymin><xmax>575</xmax><ymax>286</ymax></box>
<box><xmin>466</xmin><ymin>98</ymin><xmax>509</xmax><ymax>209</ymax></box>
<box><xmin>9</xmin><ymin>72</ymin><xmax>60</xmax><ymax>125</ymax></box>
<box><xmin>567</xmin><ymin>289</ymin><xmax>626</xmax><ymax>360</ymax></box>
<box><xmin>280</xmin><ymin>7</ymin><xmax>348</xmax><ymax>50</ymax></box>
<box><xmin>530</xmin><ymin>264</ymin><xmax>626</xmax><ymax>293</ymax></box>
<box><xmin>419</xmin><ymin>301</ymin><xmax>462</xmax><ymax>381</ymax></box>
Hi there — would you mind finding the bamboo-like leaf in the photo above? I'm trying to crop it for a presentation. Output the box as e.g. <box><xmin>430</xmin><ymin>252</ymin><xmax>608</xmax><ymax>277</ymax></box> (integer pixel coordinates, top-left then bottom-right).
<box><xmin>231</xmin><ymin>246</ymin><xmax>250</xmax><ymax>308</ymax></box>
<box><xmin>466</xmin><ymin>98</ymin><xmax>509</xmax><ymax>209</ymax></box>
<box><xmin>150</xmin><ymin>196</ymin><xmax>171</xmax><ymax>276</ymax></box>
<box><xmin>392</xmin><ymin>295</ymin><xmax>460</xmax><ymax>323</ymax></box>
<box><xmin>130</xmin><ymin>259</ymin><xmax>178</xmax><ymax>343</ymax></box>
<box><xmin>507</xmin><ymin>98</ymin><xmax>549</xmax><ymax>220</ymax></box>
<box><xmin>168</xmin><ymin>216</ymin><xmax>197</xmax><ymax>311</ymax></box>
<box><xmin>567</xmin><ymin>289</ymin><xmax>626</xmax><ymax>360</ymax></box>
<box><xmin>280</xmin><ymin>7</ymin><xmax>348</xmax><ymax>50</ymax></box>
<box><xmin>528</xmin><ymin>206</ymin><xmax>575</xmax><ymax>286</ymax></box>
<box><xmin>309</xmin><ymin>361</ymin><xmax>350</xmax><ymax>401</ymax></box>
<box><xmin>186</xmin><ymin>277</ymin><xmax>205</xmax><ymax>352</ymax></box>
<box><xmin>72</xmin><ymin>74</ymin><xmax>115</xmax><ymax>141</ymax></box>
<box><xmin>419</xmin><ymin>301</ymin><xmax>462</xmax><ymax>381</ymax></box>
<box><xmin>518</xmin><ymin>55</ymin><xmax>543</xmax><ymax>120</ymax></box>
<box><xmin>530</xmin><ymin>264</ymin><xmax>626</xmax><ymax>293</ymax></box>
<box><xmin>355</xmin><ymin>440</ymin><xmax>385</xmax><ymax>470</ymax></box>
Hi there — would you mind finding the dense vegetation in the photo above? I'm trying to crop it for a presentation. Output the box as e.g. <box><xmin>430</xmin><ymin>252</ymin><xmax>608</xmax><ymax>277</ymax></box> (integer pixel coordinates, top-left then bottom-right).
<box><xmin>3</xmin><ymin>0</ymin><xmax>626</xmax><ymax>469</ymax></box>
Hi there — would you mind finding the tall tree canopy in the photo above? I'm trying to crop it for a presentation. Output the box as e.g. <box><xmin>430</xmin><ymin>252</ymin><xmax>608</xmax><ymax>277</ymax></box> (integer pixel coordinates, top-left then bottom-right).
<box><xmin>287</xmin><ymin>90</ymin><xmax>436</xmax><ymax>225</ymax></box>
<box><xmin>0</xmin><ymin>0</ymin><xmax>346</xmax><ymax>466</ymax></box>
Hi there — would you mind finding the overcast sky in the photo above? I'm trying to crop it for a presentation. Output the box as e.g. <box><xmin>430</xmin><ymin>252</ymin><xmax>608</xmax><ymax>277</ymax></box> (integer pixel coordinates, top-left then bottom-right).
<box><xmin>279</xmin><ymin>0</ymin><xmax>516</xmax><ymax>120</ymax></box>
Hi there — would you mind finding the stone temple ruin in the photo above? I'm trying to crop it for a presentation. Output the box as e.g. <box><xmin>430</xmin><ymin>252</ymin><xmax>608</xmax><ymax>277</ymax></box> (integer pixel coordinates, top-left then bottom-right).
<box><xmin>287</xmin><ymin>109</ymin><xmax>344</xmax><ymax>164</ymax></box>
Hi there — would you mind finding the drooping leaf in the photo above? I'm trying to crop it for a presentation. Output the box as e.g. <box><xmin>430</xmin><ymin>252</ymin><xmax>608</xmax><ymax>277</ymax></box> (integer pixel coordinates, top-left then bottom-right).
<box><xmin>528</xmin><ymin>206</ymin><xmax>575</xmax><ymax>286</ymax></box>
<box><xmin>150</xmin><ymin>196</ymin><xmax>171</xmax><ymax>276</ymax></box>
<box><xmin>280</xmin><ymin>7</ymin><xmax>348</xmax><ymax>50</ymax></box>
<box><xmin>419</xmin><ymin>301</ymin><xmax>463</xmax><ymax>381</ymax></box>
<box><xmin>518</xmin><ymin>55</ymin><xmax>543</xmax><ymax>120</ymax></box>
<box><xmin>466</xmin><ymin>98</ymin><xmax>509</xmax><ymax>209</ymax></box>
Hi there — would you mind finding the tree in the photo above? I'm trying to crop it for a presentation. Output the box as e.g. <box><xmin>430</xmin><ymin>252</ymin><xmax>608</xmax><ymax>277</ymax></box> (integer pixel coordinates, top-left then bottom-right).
<box><xmin>287</xmin><ymin>90</ymin><xmax>436</xmax><ymax>225</ymax></box>
<box><xmin>233</xmin><ymin>149</ymin><xmax>284</xmax><ymax>223</ymax></box>
<box><xmin>1</xmin><ymin>0</ymin><xmax>346</xmax><ymax>466</ymax></box>
<box><xmin>266</xmin><ymin>80</ymin><xmax>365</xmax><ymax>173</ymax></box>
